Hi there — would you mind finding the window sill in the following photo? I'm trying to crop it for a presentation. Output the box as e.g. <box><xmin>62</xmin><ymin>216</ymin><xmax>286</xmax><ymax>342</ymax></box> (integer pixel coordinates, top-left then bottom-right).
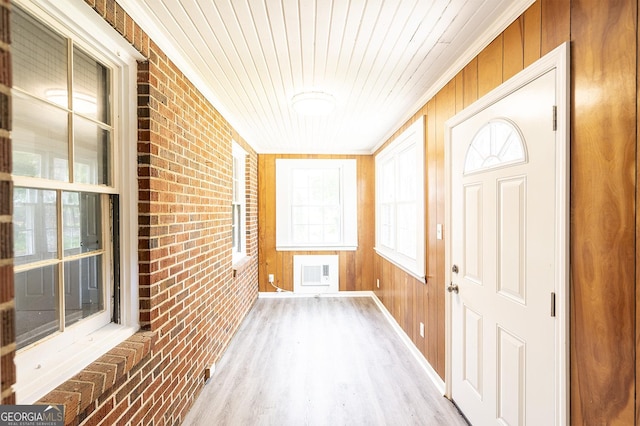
<box><xmin>374</xmin><ymin>247</ymin><xmax>426</xmax><ymax>283</ymax></box>
<box><xmin>15</xmin><ymin>323</ymin><xmax>141</xmax><ymax>404</ymax></box>
<box><xmin>33</xmin><ymin>330</ymin><xmax>155</xmax><ymax>425</ymax></box>
<box><xmin>276</xmin><ymin>246</ymin><xmax>358</xmax><ymax>252</ymax></box>
<box><xmin>232</xmin><ymin>255</ymin><xmax>253</xmax><ymax>277</ymax></box>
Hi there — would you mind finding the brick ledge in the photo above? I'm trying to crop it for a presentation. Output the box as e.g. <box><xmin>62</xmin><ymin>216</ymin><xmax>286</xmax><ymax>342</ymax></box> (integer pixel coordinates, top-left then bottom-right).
<box><xmin>36</xmin><ymin>331</ymin><xmax>156</xmax><ymax>425</ymax></box>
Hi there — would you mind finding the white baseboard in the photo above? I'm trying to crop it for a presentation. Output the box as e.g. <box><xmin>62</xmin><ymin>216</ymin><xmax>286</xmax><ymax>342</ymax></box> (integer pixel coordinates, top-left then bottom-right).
<box><xmin>258</xmin><ymin>290</ymin><xmax>374</xmax><ymax>299</ymax></box>
<box><xmin>369</xmin><ymin>293</ymin><xmax>446</xmax><ymax>395</ymax></box>
<box><xmin>257</xmin><ymin>290</ymin><xmax>446</xmax><ymax>394</ymax></box>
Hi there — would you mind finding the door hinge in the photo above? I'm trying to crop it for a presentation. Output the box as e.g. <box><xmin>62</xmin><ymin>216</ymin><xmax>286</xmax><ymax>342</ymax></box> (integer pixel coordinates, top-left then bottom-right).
<box><xmin>552</xmin><ymin>106</ymin><xmax>557</xmax><ymax>131</ymax></box>
<box><xmin>550</xmin><ymin>292</ymin><xmax>556</xmax><ymax>317</ymax></box>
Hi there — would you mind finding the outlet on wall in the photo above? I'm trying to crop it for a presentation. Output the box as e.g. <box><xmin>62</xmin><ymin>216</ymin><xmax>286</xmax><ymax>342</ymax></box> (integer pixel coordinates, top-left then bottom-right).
<box><xmin>420</xmin><ymin>322</ymin><xmax>425</xmax><ymax>338</ymax></box>
<box><xmin>376</xmin><ymin>279</ymin><xmax>380</xmax><ymax>289</ymax></box>
<box><xmin>268</xmin><ymin>274</ymin><xmax>274</xmax><ymax>283</ymax></box>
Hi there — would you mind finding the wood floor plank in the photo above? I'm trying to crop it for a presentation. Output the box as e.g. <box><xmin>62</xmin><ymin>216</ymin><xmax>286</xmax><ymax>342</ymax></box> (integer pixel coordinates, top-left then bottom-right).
<box><xmin>183</xmin><ymin>297</ymin><xmax>467</xmax><ymax>425</ymax></box>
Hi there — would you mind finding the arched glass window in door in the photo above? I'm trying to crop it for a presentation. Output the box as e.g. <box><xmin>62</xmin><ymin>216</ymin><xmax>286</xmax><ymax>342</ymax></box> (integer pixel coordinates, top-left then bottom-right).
<box><xmin>464</xmin><ymin>119</ymin><xmax>527</xmax><ymax>174</ymax></box>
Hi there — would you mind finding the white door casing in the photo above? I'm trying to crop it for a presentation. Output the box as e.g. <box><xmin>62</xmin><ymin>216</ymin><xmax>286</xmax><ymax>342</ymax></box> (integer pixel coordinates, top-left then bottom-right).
<box><xmin>445</xmin><ymin>43</ymin><xmax>569</xmax><ymax>425</ymax></box>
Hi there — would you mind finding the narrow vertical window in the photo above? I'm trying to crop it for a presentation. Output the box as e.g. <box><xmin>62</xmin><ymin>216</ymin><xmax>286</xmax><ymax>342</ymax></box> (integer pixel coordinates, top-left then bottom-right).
<box><xmin>375</xmin><ymin>117</ymin><xmax>425</xmax><ymax>279</ymax></box>
<box><xmin>232</xmin><ymin>143</ymin><xmax>247</xmax><ymax>262</ymax></box>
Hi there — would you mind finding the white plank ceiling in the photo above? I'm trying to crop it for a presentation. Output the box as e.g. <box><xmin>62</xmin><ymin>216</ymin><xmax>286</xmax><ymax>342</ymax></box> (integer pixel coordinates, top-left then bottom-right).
<box><xmin>119</xmin><ymin>0</ymin><xmax>533</xmax><ymax>154</ymax></box>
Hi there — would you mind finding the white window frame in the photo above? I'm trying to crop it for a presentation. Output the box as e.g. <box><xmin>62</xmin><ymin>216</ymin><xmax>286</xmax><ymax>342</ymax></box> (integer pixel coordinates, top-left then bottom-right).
<box><xmin>232</xmin><ymin>142</ymin><xmax>247</xmax><ymax>263</ymax></box>
<box><xmin>375</xmin><ymin>117</ymin><xmax>425</xmax><ymax>280</ymax></box>
<box><xmin>275</xmin><ymin>159</ymin><xmax>357</xmax><ymax>251</ymax></box>
<box><xmin>11</xmin><ymin>0</ymin><xmax>143</xmax><ymax>403</ymax></box>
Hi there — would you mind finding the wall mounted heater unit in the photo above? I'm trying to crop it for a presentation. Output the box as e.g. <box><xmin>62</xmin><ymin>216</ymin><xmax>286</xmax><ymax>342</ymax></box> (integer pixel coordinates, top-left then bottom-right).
<box><xmin>293</xmin><ymin>255</ymin><xmax>339</xmax><ymax>294</ymax></box>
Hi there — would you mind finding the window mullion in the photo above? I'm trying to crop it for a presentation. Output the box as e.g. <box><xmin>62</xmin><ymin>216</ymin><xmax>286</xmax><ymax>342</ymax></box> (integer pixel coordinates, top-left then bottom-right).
<box><xmin>56</xmin><ymin>190</ymin><xmax>65</xmax><ymax>332</ymax></box>
<box><xmin>67</xmin><ymin>38</ymin><xmax>75</xmax><ymax>184</ymax></box>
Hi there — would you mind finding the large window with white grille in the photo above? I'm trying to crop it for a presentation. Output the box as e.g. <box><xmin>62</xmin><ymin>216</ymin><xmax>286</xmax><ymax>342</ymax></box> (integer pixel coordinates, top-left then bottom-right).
<box><xmin>12</xmin><ymin>4</ymin><xmax>114</xmax><ymax>349</ymax></box>
<box><xmin>276</xmin><ymin>159</ymin><xmax>357</xmax><ymax>251</ymax></box>
<box><xmin>375</xmin><ymin>117</ymin><xmax>425</xmax><ymax>279</ymax></box>
<box><xmin>10</xmin><ymin>0</ymin><xmax>140</xmax><ymax>403</ymax></box>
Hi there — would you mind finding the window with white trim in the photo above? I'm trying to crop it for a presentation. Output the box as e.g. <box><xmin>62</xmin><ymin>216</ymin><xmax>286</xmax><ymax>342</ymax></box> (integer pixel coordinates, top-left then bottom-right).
<box><xmin>375</xmin><ymin>117</ymin><xmax>425</xmax><ymax>279</ymax></box>
<box><xmin>232</xmin><ymin>142</ymin><xmax>247</xmax><ymax>262</ymax></box>
<box><xmin>276</xmin><ymin>159</ymin><xmax>357</xmax><ymax>251</ymax></box>
<box><xmin>11</xmin><ymin>0</ymin><xmax>140</xmax><ymax>403</ymax></box>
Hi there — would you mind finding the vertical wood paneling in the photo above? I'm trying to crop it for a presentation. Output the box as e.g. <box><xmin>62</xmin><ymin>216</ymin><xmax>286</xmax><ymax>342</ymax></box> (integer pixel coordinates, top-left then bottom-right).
<box><xmin>477</xmin><ymin>35</ymin><xmax>503</xmax><ymax>97</ymax></box>
<box><xmin>426</xmin><ymin>100</ymin><xmax>439</xmax><ymax>369</ymax></box>
<box><xmin>257</xmin><ymin>155</ymin><xmax>275</xmax><ymax>292</ymax></box>
<box><xmin>463</xmin><ymin>58</ymin><xmax>479</xmax><ymax>108</ymax></box>
<box><xmin>414</xmin><ymin>280</ymin><xmax>426</xmax><ymax>355</ymax></box>
<box><xmin>571</xmin><ymin>0</ymin><xmax>637</xmax><ymax>423</ymax></box>
<box><xmin>503</xmin><ymin>17</ymin><xmax>524</xmax><ymax>81</ymax></box>
<box><xmin>357</xmin><ymin>156</ymin><xmax>375</xmax><ymax>290</ymax></box>
<box><xmin>435</xmin><ymin>80</ymin><xmax>456</xmax><ymax>377</ymax></box>
<box><xmin>637</xmin><ymin>7</ymin><xmax>640</xmax><ymax>423</ymax></box>
<box><xmin>455</xmin><ymin>72</ymin><xmax>464</xmax><ymax>113</ymax></box>
<box><xmin>523</xmin><ymin>1</ymin><xmax>542</xmax><ymax>67</ymax></box>
<box><xmin>257</xmin><ymin>154</ymin><xmax>375</xmax><ymax>293</ymax></box>
<box><xmin>541</xmin><ymin>0</ymin><xmax>570</xmax><ymax>55</ymax></box>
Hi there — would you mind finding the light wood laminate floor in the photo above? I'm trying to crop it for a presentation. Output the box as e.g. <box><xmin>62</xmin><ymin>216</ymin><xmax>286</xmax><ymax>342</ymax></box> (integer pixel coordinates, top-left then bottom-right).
<box><xmin>183</xmin><ymin>296</ymin><xmax>467</xmax><ymax>426</ymax></box>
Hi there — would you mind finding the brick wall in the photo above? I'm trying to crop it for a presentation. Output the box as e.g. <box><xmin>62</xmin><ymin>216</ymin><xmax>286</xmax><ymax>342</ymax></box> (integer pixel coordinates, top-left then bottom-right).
<box><xmin>1</xmin><ymin>0</ymin><xmax>260</xmax><ymax>423</ymax></box>
<box><xmin>0</xmin><ymin>0</ymin><xmax>15</xmax><ymax>407</ymax></box>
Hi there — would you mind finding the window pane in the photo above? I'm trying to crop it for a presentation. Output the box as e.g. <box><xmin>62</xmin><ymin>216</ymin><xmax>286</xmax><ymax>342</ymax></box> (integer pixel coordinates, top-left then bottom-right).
<box><xmin>381</xmin><ymin>159</ymin><xmax>395</xmax><ymax>202</ymax></box>
<box><xmin>63</xmin><ymin>192</ymin><xmax>102</xmax><ymax>256</ymax></box>
<box><xmin>323</xmin><ymin>169</ymin><xmax>340</xmax><ymax>203</ymax></box>
<box><xmin>73</xmin><ymin>46</ymin><xmax>110</xmax><ymax>124</ymax></box>
<box><xmin>308</xmin><ymin>225</ymin><xmax>323</xmax><ymax>242</ymax></box>
<box><xmin>12</xmin><ymin>92</ymin><xmax>69</xmax><ymax>181</ymax></box>
<box><xmin>74</xmin><ymin>115</ymin><xmax>110</xmax><ymax>185</ymax></box>
<box><xmin>15</xmin><ymin>265</ymin><xmax>60</xmax><ymax>350</ymax></box>
<box><xmin>12</xmin><ymin>6</ymin><xmax>68</xmax><ymax>101</ymax></box>
<box><xmin>397</xmin><ymin>146</ymin><xmax>416</xmax><ymax>202</ymax></box>
<box><xmin>13</xmin><ymin>188</ymin><xmax>57</xmax><ymax>266</ymax></box>
<box><xmin>64</xmin><ymin>255</ymin><xmax>104</xmax><ymax>327</ymax></box>
<box><xmin>232</xmin><ymin>204</ymin><xmax>242</xmax><ymax>253</ymax></box>
<box><xmin>292</xmin><ymin>206</ymin><xmax>309</xmax><ymax>225</ymax></box>
<box><xmin>293</xmin><ymin>225</ymin><xmax>307</xmax><ymax>243</ymax></box>
<box><xmin>292</xmin><ymin>186</ymin><xmax>309</xmax><ymax>205</ymax></box>
<box><xmin>397</xmin><ymin>202</ymin><xmax>417</xmax><ymax>258</ymax></box>
<box><xmin>464</xmin><ymin>120</ymin><xmax>526</xmax><ymax>174</ymax></box>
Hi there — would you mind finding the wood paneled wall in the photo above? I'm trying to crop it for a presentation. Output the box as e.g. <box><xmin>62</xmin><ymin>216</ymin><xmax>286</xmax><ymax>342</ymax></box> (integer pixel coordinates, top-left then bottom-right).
<box><xmin>257</xmin><ymin>154</ymin><xmax>375</xmax><ymax>292</ymax></box>
<box><xmin>372</xmin><ymin>0</ymin><xmax>640</xmax><ymax>423</ymax></box>
<box><xmin>571</xmin><ymin>0</ymin><xmax>637</xmax><ymax>423</ymax></box>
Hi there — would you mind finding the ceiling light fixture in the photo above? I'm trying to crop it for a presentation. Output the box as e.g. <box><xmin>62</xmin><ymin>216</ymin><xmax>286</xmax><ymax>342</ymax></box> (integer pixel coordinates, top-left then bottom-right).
<box><xmin>291</xmin><ymin>91</ymin><xmax>336</xmax><ymax>116</ymax></box>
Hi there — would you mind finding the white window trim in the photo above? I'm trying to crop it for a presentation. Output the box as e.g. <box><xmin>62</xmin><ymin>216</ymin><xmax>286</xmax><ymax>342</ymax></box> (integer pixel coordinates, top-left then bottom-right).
<box><xmin>232</xmin><ymin>142</ymin><xmax>247</xmax><ymax>264</ymax></box>
<box><xmin>275</xmin><ymin>159</ymin><xmax>358</xmax><ymax>251</ymax></box>
<box><xmin>12</xmin><ymin>0</ymin><xmax>143</xmax><ymax>404</ymax></box>
<box><xmin>375</xmin><ymin>117</ymin><xmax>425</xmax><ymax>280</ymax></box>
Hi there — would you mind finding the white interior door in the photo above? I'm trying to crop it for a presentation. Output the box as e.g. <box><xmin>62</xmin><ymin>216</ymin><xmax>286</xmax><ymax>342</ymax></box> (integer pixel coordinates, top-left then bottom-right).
<box><xmin>448</xmin><ymin>64</ymin><xmax>565</xmax><ymax>425</ymax></box>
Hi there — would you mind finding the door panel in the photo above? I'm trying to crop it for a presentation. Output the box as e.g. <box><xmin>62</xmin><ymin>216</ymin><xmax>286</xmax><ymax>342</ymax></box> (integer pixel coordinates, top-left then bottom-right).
<box><xmin>497</xmin><ymin>326</ymin><xmax>525</xmax><ymax>425</ymax></box>
<box><xmin>463</xmin><ymin>304</ymin><xmax>483</xmax><ymax>397</ymax></box>
<box><xmin>497</xmin><ymin>177</ymin><xmax>526</xmax><ymax>303</ymax></box>
<box><xmin>463</xmin><ymin>184</ymin><xmax>483</xmax><ymax>284</ymax></box>
<box><xmin>450</xmin><ymin>69</ymin><xmax>557</xmax><ymax>425</ymax></box>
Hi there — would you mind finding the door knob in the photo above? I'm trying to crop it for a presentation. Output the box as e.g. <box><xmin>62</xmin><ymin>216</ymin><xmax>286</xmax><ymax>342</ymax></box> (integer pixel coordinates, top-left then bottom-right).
<box><xmin>447</xmin><ymin>283</ymin><xmax>459</xmax><ymax>294</ymax></box>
